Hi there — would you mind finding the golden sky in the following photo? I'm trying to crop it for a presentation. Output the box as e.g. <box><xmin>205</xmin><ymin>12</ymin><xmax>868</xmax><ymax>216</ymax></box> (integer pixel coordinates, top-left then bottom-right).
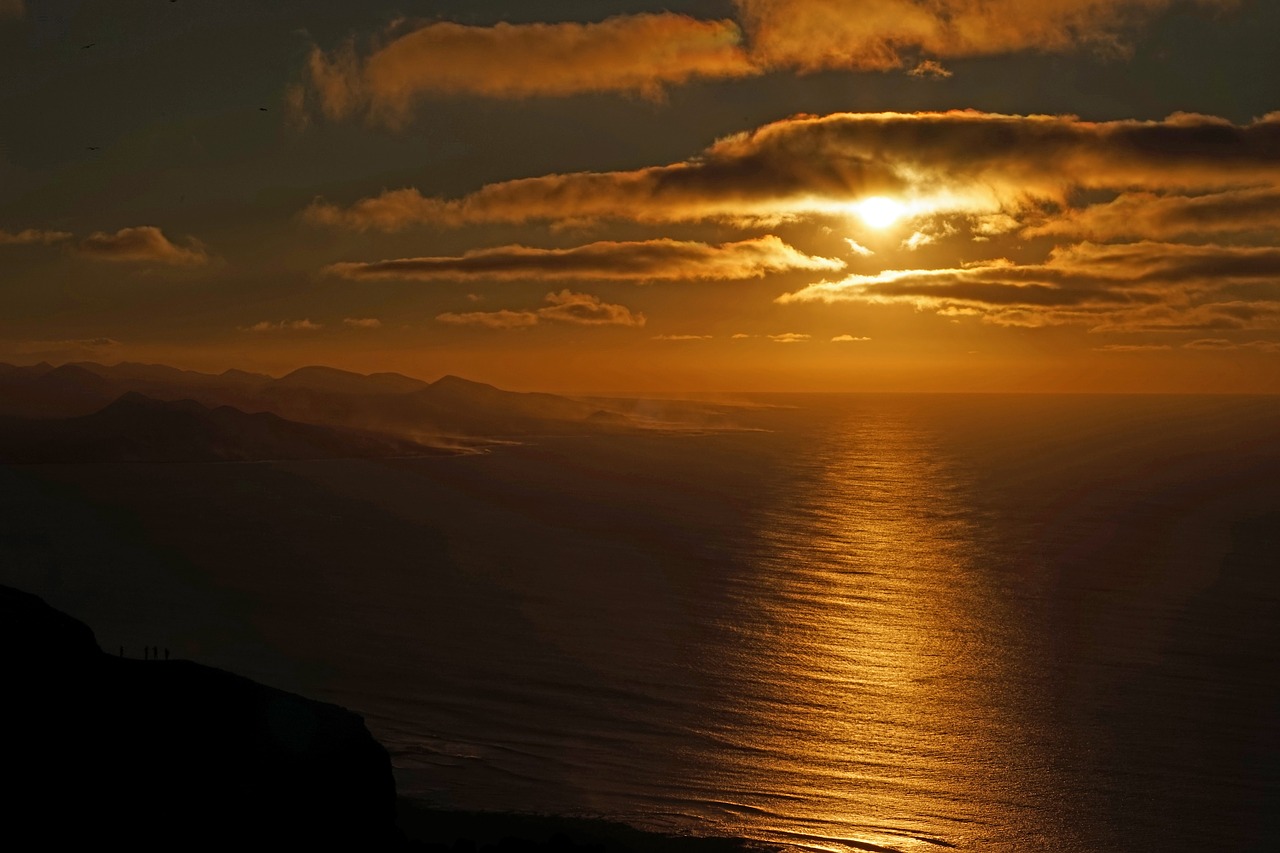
<box><xmin>2</xmin><ymin>0</ymin><xmax>1278</xmax><ymax>391</ymax></box>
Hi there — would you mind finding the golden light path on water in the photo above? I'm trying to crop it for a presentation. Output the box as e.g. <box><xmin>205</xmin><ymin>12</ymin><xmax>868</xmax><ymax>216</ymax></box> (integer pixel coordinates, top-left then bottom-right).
<box><xmin>685</xmin><ymin>400</ymin><xmax>1059</xmax><ymax>853</ymax></box>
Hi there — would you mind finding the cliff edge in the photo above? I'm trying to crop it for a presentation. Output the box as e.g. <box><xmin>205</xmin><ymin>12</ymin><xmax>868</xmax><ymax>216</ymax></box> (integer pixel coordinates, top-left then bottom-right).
<box><xmin>1</xmin><ymin>584</ymin><xmax>401</xmax><ymax>849</ymax></box>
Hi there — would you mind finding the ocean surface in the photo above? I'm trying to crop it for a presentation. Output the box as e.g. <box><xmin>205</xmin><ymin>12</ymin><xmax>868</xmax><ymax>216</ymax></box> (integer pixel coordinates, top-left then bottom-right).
<box><xmin>3</xmin><ymin>394</ymin><xmax>1279</xmax><ymax>852</ymax></box>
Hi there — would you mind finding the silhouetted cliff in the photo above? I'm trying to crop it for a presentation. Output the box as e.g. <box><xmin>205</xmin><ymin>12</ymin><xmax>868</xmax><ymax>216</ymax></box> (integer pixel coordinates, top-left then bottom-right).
<box><xmin>1</xmin><ymin>584</ymin><xmax>401</xmax><ymax>849</ymax></box>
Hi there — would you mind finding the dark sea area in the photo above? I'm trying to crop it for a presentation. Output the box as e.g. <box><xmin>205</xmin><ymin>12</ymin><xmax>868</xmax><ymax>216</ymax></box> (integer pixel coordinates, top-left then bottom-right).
<box><xmin>2</xmin><ymin>394</ymin><xmax>1278</xmax><ymax>852</ymax></box>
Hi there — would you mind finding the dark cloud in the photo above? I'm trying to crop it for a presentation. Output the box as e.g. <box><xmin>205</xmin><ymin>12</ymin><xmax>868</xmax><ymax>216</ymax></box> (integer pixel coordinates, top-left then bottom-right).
<box><xmin>306</xmin><ymin>110</ymin><xmax>1280</xmax><ymax>230</ymax></box>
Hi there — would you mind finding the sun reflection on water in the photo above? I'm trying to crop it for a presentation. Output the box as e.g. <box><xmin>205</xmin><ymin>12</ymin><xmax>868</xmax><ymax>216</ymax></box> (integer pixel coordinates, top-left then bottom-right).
<box><xmin>694</xmin><ymin>399</ymin><xmax>1042</xmax><ymax>853</ymax></box>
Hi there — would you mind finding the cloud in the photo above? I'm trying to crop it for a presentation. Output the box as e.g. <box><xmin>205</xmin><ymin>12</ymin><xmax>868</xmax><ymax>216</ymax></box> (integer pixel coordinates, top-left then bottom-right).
<box><xmin>1025</xmin><ymin>188</ymin><xmax>1280</xmax><ymax>240</ymax></box>
<box><xmin>342</xmin><ymin>317</ymin><xmax>382</xmax><ymax>328</ymax></box>
<box><xmin>437</xmin><ymin>290</ymin><xmax>644</xmax><ymax>330</ymax></box>
<box><xmin>902</xmin><ymin>230</ymin><xmax>935</xmax><ymax>250</ymax></box>
<box><xmin>733</xmin><ymin>0</ymin><xmax>1235</xmax><ymax>73</ymax></box>
<box><xmin>436</xmin><ymin>309</ymin><xmax>540</xmax><ymax>330</ymax></box>
<box><xmin>325</xmin><ymin>236</ymin><xmax>842</xmax><ymax>282</ymax></box>
<box><xmin>831</xmin><ymin>334</ymin><xmax>871</xmax><ymax>342</ymax></box>
<box><xmin>653</xmin><ymin>334</ymin><xmax>713</xmax><ymax>340</ymax></box>
<box><xmin>294</xmin><ymin>3</ymin><xmax>1223</xmax><ymax>124</ymax></box>
<box><xmin>0</xmin><ymin>228</ymin><xmax>72</xmax><ymax>245</ymax></box>
<box><xmin>779</xmin><ymin>241</ymin><xmax>1280</xmax><ymax>331</ymax></box>
<box><xmin>306</xmin><ymin>110</ymin><xmax>1280</xmax><ymax>231</ymax></box>
<box><xmin>769</xmin><ymin>332</ymin><xmax>810</xmax><ymax>343</ymax></box>
<box><xmin>1182</xmin><ymin>338</ymin><xmax>1280</xmax><ymax>352</ymax></box>
<box><xmin>241</xmin><ymin>319</ymin><xmax>323</xmax><ymax>332</ymax></box>
<box><xmin>77</xmin><ymin>226</ymin><xmax>209</xmax><ymax>265</ymax></box>
<box><xmin>3</xmin><ymin>336</ymin><xmax>120</xmax><ymax>361</ymax></box>
<box><xmin>1093</xmin><ymin>343</ymin><xmax>1173</xmax><ymax>351</ymax></box>
<box><xmin>844</xmin><ymin>238</ymin><xmax>874</xmax><ymax>256</ymax></box>
<box><xmin>0</xmin><ymin>1</ymin><xmax>23</xmax><ymax>21</ymax></box>
<box><xmin>537</xmin><ymin>289</ymin><xmax>646</xmax><ymax>326</ymax></box>
<box><xmin>295</xmin><ymin>14</ymin><xmax>755</xmax><ymax>124</ymax></box>
<box><xmin>731</xmin><ymin>333</ymin><xmax>755</xmax><ymax>339</ymax></box>
<box><xmin>908</xmin><ymin>60</ymin><xmax>952</xmax><ymax>79</ymax></box>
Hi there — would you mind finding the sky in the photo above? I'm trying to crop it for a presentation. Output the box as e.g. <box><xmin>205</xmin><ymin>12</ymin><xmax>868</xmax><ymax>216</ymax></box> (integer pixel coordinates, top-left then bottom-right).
<box><xmin>2</xmin><ymin>0</ymin><xmax>1279</xmax><ymax>392</ymax></box>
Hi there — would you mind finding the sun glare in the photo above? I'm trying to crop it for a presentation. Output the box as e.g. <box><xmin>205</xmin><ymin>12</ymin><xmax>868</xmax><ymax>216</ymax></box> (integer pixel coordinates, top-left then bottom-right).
<box><xmin>853</xmin><ymin>196</ymin><xmax>906</xmax><ymax>230</ymax></box>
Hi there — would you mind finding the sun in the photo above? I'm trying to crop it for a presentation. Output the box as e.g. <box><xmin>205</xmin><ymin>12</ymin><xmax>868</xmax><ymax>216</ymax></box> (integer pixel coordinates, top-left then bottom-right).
<box><xmin>852</xmin><ymin>196</ymin><xmax>906</xmax><ymax>230</ymax></box>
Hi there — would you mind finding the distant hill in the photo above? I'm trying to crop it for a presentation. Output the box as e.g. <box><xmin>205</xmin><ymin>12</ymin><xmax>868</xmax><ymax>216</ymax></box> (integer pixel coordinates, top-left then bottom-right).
<box><xmin>0</xmin><ymin>361</ymin><xmax>640</xmax><ymax>439</ymax></box>
<box><xmin>274</xmin><ymin>365</ymin><xmax>429</xmax><ymax>396</ymax></box>
<box><xmin>0</xmin><ymin>392</ymin><xmax>442</xmax><ymax>463</ymax></box>
<box><xmin>0</xmin><ymin>363</ymin><xmax>119</xmax><ymax>417</ymax></box>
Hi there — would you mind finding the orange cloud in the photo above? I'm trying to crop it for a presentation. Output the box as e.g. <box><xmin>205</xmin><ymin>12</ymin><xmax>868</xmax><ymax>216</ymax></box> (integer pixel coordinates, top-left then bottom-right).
<box><xmin>780</xmin><ymin>242</ymin><xmax>1280</xmax><ymax>331</ymax></box>
<box><xmin>1181</xmin><ymin>338</ymin><xmax>1280</xmax><ymax>351</ymax></box>
<box><xmin>438</xmin><ymin>290</ymin><xmax>645</xmax><ymax>330</ymax></box>
<box><xmin>294</xmin><ymin>3</ymin><xmax>1230</xmax><ymax>124</ymax></box>
<box><xmin>77</xmin><ymin>226</ymin><xmax>209</xmax><ymax>265</ymax></box>
<box><xmin>769</xmin><ymin>332</ymin><xmax>811</xmax><ymax>343</ymax></box>
<box><xmin>325</xmin><ymin>236</ymin><xmax>842</xmax><ymax>282</ymax></box>
<box><xmin>241</xmin><ymin>319</ymin><xmax>323</xmax><ymax>332</ymax></box>
<box><xmin>734</xmin><ymin>0</ymin><xmax>1236</xmax><ymax>72</ymax></box>
<box><xmin>1025</xmin><ymin>188</ymin><xmax>1280</xmax><ymax>240</ymax></box>
<box><xmin>306</xmin><ymin>110</ymin><xmax>1280</xmax><ymax>231</ymax></box>
<box><xmin>296</xmin><ymin>14</ymin><xmax>754</xmax><ymax>124</ymax></box>
<box><xmin>0</xmin><ymin>228</ymin><xmax>72</xmax><ymax>245</ymax></box>
<box><xmin>342</xmin><ymin>317</ymin><xmax>382</xmax><ymax>329</ymax></box>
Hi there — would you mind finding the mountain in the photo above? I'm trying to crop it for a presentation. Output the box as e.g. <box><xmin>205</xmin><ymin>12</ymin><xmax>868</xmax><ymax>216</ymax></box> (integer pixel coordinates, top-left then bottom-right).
<box><xmin>274</xmin><ymin>365</ymin><xmax>428</xmax><ymax>396</ymax></box>
<box><xmin>0</xmin><ymin>361</ymin><xmax>641</xmax><ymax>440</ymax></box>
<box><xmin>0</xmin><ymin>392</ymin><xmax>441</xmax><ymax>463</ymax></box>
<box><xmin>0</xmin><ymin>363</ymin><xmax>119</xmax><ymax>417</ymax></box>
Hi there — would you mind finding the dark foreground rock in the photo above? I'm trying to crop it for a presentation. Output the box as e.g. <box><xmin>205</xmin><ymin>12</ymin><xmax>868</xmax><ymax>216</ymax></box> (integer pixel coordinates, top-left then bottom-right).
<box><xmin>1</xmin><ymin>584</ymin><xmax>400</xmax><ymax>849</ymax></box>
<box><xmin>1</xmin><ymin>584</ymin><xmax>777</xmax><ymax>853</ymax></box>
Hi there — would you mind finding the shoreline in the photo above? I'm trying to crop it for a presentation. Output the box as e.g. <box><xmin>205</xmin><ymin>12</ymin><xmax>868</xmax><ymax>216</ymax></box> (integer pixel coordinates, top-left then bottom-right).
<box><xmin>396</xmin><ymin>798</ymin><xmax>780</xmax><ymax>853</ymax></box>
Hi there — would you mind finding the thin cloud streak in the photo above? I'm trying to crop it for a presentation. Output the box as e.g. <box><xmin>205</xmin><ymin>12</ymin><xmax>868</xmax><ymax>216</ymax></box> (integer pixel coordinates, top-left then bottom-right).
<box><xmin>1026</xmin><ymin>188</ymin><xmax>1280</xmax><ymax>239</ymax></box>
<box><xmin>241</xmin><ymin>319</ymin><xmax>323</xmax><ymax>332</ymax></box>
<box><xmin>0</xmin><ymin>228</ymin><xmax>72</xmax><ymax>245</ymax></box>
<box><xmin>779</xmin><ymin>242</ymin><xmax>1280</xmax><ymax>330</ymax></box>
<box><xmin>438</xmin><ymin>290</ymin><xmax>645</xmax><ymax>330</ymax></box>
<box><xmin>325</xmin><ymin>237</ymin><xmax>843</xmax><ymax>282</ymax></box>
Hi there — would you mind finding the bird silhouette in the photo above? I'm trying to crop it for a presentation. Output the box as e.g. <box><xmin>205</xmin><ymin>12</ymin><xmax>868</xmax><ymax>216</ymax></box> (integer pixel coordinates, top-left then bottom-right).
<box><xmin>259</xmin><ymin>107</ymin><xmax>268</xmax><ymax>112</ymax></box>
<box><xmin>87</xmin><ymin>146</ymin><xmax>99</xmax><ymax>151</ymax></box>
<box><xmin>82</xmin><ymin>43</ymin><xmax>95</xmax><ymax>49</ymax></box>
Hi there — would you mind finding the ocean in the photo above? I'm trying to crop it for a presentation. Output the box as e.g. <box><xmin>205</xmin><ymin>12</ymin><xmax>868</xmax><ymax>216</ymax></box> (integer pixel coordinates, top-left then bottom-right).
<box><xmin>3</xmin><ymin>394</ymin><xmax>1278</xmax><ymax>852</ymax></box>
